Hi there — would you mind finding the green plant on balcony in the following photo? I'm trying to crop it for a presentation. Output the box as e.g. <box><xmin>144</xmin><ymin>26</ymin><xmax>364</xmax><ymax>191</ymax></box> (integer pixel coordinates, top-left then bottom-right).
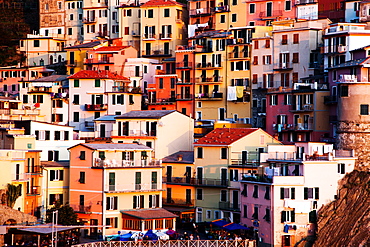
<box><xmin>6</xmin><ymin>183</ymin><xmax>22</xmax><ymax>208</ymax></box>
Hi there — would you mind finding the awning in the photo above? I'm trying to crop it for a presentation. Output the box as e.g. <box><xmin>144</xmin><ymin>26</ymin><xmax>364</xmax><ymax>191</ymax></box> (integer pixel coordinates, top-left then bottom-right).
<box><xmin>16</xmin><ymin>225</ymin><xmax>78</xmax><ymax>235</ymax></box>
<box><xmin>120</xmin><ymin>208</ymin><xmax>178</xmax><ymax>219</ymax></box>
<box><xmin>163</xmin><ymin>206</ymin><xmax>195</xmax><ymax>213</ymax></box>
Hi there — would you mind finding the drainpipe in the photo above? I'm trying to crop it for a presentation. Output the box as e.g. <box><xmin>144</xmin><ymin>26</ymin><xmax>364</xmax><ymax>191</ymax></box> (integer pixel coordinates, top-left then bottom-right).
<box><xmin>41</xmin><ymin>166</ymin><xmax>48</xmax><ymax>223</ymax></box>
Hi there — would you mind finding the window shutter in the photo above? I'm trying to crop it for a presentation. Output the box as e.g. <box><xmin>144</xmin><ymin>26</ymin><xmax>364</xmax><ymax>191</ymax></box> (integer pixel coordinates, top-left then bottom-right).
<box><xmin>114</xmin><ymin>197</ymin><xmax>118</xmax><ymax>210</ymax></box>
<box><xmin>304</xmin><ymin>187</ymin><xmax>308</xmax><ymax>200</ymax></box>
<box><xmin>291</xmin><ymin>210</ymin><xmax>295</xmax><ymax>222</ymax></box>
<box><xmin>162</xmin><ymin>25</ymin><xmax>165</xmax><ymax>36</ymax></box>
<box><xmin>106</xmin><ymin>197</ymin><xmax>111</xmax><ymax>210</ymax></box>
<box><xmin>60</xmin><ymin>170</ymin><xmax>64</xmax><ymax>181</ymax></box>
<box><xmin>155</xmin><ymin>195</ymin><xmax>160</xmax><ymax>207</ymax></box>
<box><xmin>231</xmin><ymin>62</ymin><xmax>234</xmax><ymax>71</ymax></box>
<box><xmin>149</xmin><ymin>195</ymin><xmax>153</xmax><ymax>208</ymax></box>
<box><xmin>140</xmin><ymin>195</ymin><xmax>144</xmax><ymax>208</ymax></box>
<box><xmin>291</xmin><ymin>188</ymin><xmax>295</xmax><ymax>199</ymax></box>
<box><xmin>280</xmin><ymin>188</ymin><xmax>284</xmax><ymax>199</ymax></box>
<box><xmin>114</xmin><ymin>217</ymin><xmax>118</xmax><ymax>228</ymax></box>
<box><xmin>106</xmin><ymin>218</ymin><xmax>110</xmax><ymax>226</ymax></box>
<box><xmin>314</xmin><ymin>188</ymin><xmax>319</xmax><ymax>199</ymax></box>
<box><xmin>168</xmin><ymin>25</ymin><xmax>172</xmax><ymax>34</ymax></box>
<box><xmin>50</xmin><ymin>170</ymin><xmax>55</xmax><ymax>181</ymax></box>
<box><xmin>281</xmin><ymin>211</ymin><xmax>286</xmax><ymax>223</ymax></box>
<box><xmin>133</xmin><ymin>196</ymin><xmax>137</xmax><ymax>208</ymax></box>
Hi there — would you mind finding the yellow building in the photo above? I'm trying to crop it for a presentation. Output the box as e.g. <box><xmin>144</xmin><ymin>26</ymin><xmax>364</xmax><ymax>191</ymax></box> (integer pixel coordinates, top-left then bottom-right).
<box><xmin>64</xmin><ymin>40</ymin><xmax>108</xmax><ymax>75</ymax></box>
<box><xmin>193</xmin><ymin>128</ymin><xmax>281</xmax><ymax>223</ymax></box>
<box><xmin>140</xmin><ymin>0</ymin><xmax>188</xmax><ymax>60</ymax></box>
<box><xmin>162</xmin><ymin>151</ymin><xmax>195</xmax><ymax>227</ymax></box>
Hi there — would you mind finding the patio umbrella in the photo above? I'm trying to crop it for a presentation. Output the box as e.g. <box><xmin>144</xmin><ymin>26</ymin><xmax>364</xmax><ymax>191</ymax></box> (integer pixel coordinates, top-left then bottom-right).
<box><xmin>144</xmin><ymin>229</ymin><xmax>158</xmax><ymax>240</ymax></box>
<box><xmin>222</xmin><ymin>223</ymin><xmax>250</xmax><ymax>231</ymax></box>
<box><xmin>210</xmin><ymin>219</ymin><xmax>230</xmax><ymax>228</ymax></box>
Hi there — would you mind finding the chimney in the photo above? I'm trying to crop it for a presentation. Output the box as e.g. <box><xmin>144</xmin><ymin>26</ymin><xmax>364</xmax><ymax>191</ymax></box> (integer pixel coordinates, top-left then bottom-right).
<box><xmin>177</xmin><ymin>155</ymin><xmax>183</xmax><ymax>161</ymax></box>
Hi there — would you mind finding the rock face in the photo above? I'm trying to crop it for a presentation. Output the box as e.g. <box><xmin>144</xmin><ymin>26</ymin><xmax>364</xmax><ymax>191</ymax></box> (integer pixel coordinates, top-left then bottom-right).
<box><xmin>314</xmin><ymin>170</ymin><xmax>370</xmax><ymax>246</ymax></box>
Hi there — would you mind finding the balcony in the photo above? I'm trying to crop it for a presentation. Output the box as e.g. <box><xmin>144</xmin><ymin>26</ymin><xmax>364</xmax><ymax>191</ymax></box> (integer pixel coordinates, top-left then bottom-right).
<box><xmin>160</xmin><ymin>33</ymin><xmax>172</xmax><ymax>40</ymax></box>
<box><xmin>142</xmin><ymin>49</ymin><xmax>172</xmax><ymax>57</ymax></box>
<box><xmin>219</xmin><ymin>201</ymin><xmax>240</xmax><ymax>211</ymax></box>
<box><xmin>163</xmin><ymin>198</ymin><xmax>195</xmax><ymax>207</ymax></box>
<box><xmin>12</xmin><ymin>173</ymin><xmax>30</xmax><ymax>182</ymax></box>
<box><xmin>189</xmin><ymin>8</ymin><xmax>213</xmax><ymax>16</ymax></box>
<box><xmin>259</xmin><ymin>10</ymin><xmax>282</xmax><ymax>19</ymax></box>
<box><xmin>71</xmin><ymin>204</ymin><xmax>92</xmax><ymax>213</ymax></box>
<box><xmin>163</xmin><ymin>176</ymin><xmax>228</xmax><ymax>187</ymax></box>
<box><xmin>176</xmin><ymin>94</ymin><xmax>193</xmax><ymax>101</ymax></box>
<box><xmin>132</xmin><ymin>30</ymin><xmax>141</xmax><ymax>37</ymax></box>
<box><xmin>228</xmin><ymin>52</ymin><xmax>250</xmax><ymax>59</ymax></box>
<box><xmin>147</xmin><ymin>97</ymin><xmax>176</xmax><ymax>105</ymax></box>
<box><xmin>273</xmin><ymin>123</ymin><xmax>313</xmax><ymax>132</ymax></box>
<box><xmin>25</xmin><ymin>166</ymin><xmax>42</xmax><ymax>174</ymax></box>
<box><xmin>228</xmin><ymin>38</ymin><xmax>251</xmax><ymax>45</ymax></box>
<box><xmin>196</xmin><ymin>92</ymin><xmax>223</xmax><ymax>100</ymax></box>
<box><xmin>142</xmin><ymin>33</ymin><xmax>156</xmax><ymax>40</ymax></box>
<box><xmin>85</xmin><ymin>121</ymin><xmax>94</xmax><ymax>129</ymax></box>
<box><xmin>84</xmin><ymin>58</ymin><xmax>113</xmax><ymax>64</ymax></box>
<box><xmin>290</xmin><ymin>104</ymin><xmax>314</xmax><ymax>112</ymax></box>
<box><xmin>196</xmin><ymin>62</ymin><xmax>222</xmax><ymax>69</ymax></box>
<box><xmin>85</xmin><ymin>104</ymin><xmax>108</xmax><ymax>111</ymax></box>
<box><xmin>52</xmin><ymin>92</ymin><xmax>68</xmax><ymax>99</ymax></box>
<box><xmin>195</xmin><ymin>77</ymin><xmax>223</xmax><ymax>84</ymax></box>
<box><xmin>28</xmin><ymin>87</ymin><xmax>53</xmax><ymax>94</ymax></box>
<box><xmin>82</xmin><ymin>17</ymin><xmax>97</xmax><ymax>24</ymax></box>
<box><xmin>68</xmin><ymin>60</ymin><xmax>78</xmax><ymax>67</ymax></box>
<box><xmin>324</xmin><ymin>45</ymin><xmax>348</xmax><ymax>54</ymax></box>
<box><xmin>324</xmin><ymin>95</ymin><xmax>337</xmax><ymax>105</ymax></box>
<box><xmin>295</xmin><ymin>0</ymin><xmax>317</xmax><ymax>4</ymax></box>
<box><xmin>273</xmin><ymin>62</ymin><xmax>293</xmax><ymax>70</ymax></box>
<box><xmin>93</xmin><ymin>158</ymin><xmax>162</xmax><ymax>168</ymax></box>
<box><xmin>214</xmin><ymin>5</ymin><xmax>230</xmax><ymax>12</ymax></box>
<box><xmin>338</xmin><ymin>74</ymin><xmax>357</xmax><ymax>83</ymax></box>
<box><xmin>176</xmin><ymin>62</ymin><xmax>193</xmax><ymax>69</ymax></box>
<box><xmin>105</xmin><ymin>183</ymin><xmax>160</xmax><ymax>192</ymax></box>
<box><xmin>194</xmin><ymin>46</ymin><xmax>213</xmax><ymax>53</ymax></box>
<box><xmin>111</xmin><ymin>86</ymin><xmax>141</xmax><ymax>93</ymax></box>
<box><xmin>27</xmin><ymin>186</ymin><xmax>40</xmax><ymax>195</ymax></box>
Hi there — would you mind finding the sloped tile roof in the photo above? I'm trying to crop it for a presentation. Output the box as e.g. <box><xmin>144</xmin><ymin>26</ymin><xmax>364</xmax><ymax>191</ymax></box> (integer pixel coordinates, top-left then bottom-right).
<box><xmin>115</xmin><ymin>110</ymin><xmax>176</xmax><ymax>119</ymax></box>
<box><xmin>141</xmin><ymin>0</ymin><xmax>183</xmax><ymax>7</ymax></box>
<box><xmin>94</xmin><ymin>46</ymin><xmax>130</xmax><ymax>52</ymax></box>
<box><xmin>120</xmin><ymin>208</ymin><xmax>178</xmax><ymax>219</ymax></box>
<box><xmin>195</xmin><ymin>128</ymin><xmax>259</xmax><ymax>146</ymax></box>
<box><xmin>68</xmin><ymin>143</ymin><xmax>151</xmax><ymax>150</ymax></box>
<box><xmin>64</xmin><ymin>40</ymin><xmax>105</xmax><ymax>49</ymax></box>
<box><xmin>30</xmin><ymin>75</ymin><xmax>68</xmax><ymax>82</ymax></box>
<box><xmin>67</xmin><ymin>70</ymin><xmax>129</xmax><ymax>80</ymax></box>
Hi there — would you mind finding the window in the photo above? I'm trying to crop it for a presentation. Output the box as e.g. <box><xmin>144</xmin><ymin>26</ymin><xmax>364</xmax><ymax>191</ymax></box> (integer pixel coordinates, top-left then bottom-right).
<box><xmin>73</xmin><ymin>112</ymin><xmax>79</xmax><ymax>122</ymax></box>
<box><xmin>231</xmin><ymin>14</ymin><xmax>237</xmax><ymax>22</ymax></box>
<box><xmin>243</xmin><ymin>205</ymin><xmax>248</xmax><ymax>218</ymax></box>
<box><xmin>74</xmin><ymin>79</ymin><xmax>79</xmax><ymax>87</ymax></box>
<box><xmin>220</xmin><ymin>190</ymin><xmax>227</xmax><ymax>202</ymax></box>
<box><xmin>285</xmin><ymin>0</ymin><xmax>291</xmax><ymax>10</ymax></box>
<box><xmin>253</xmin><ymin>185</ymin><xmax>258</xmax><ymax>198</ymax></box>
<box><xmin>73</xmin><ymin>95</ymin><xmax>79</xmax><ymax>105</ymax></box>
<box><xmin>338</xmin><ymin>163</ymin><xmax>345</xmax><ymax>174</ymax></box>
<box><xmin>230</xmin><ymin>169</ymin><xmax>238</xmax><ymax>181</ymax></box>
<box><xmin>34</xmin><ymin>40</ymin><xmax>40</xmax><ymax>47</ymax></box>
<box><xmin>232</xmin><ymin>0</ymin><xmax>237</xmax><ymax>5</ymax></box>
<box><xmin>282</xmin><ymin>35</ymin><xmax>288</xmax><ymax>45</ymax></box>
<box><xmin>133</xmin><ymin>195</ymin><xmax>144</xmax><ymax>209</ymax></box>
<box><xmin>264</xmin><ymin>208</ymin><xmax>271</xmax><ymax>222</ymax></box>
<box><xmin>49</xmin><ymin>194</ymin><xmax>63</xmax><ymax>205</ymax></box>
<box><xmin>360</xmin><ymin>104</ymin><xmax>369</xmax><ymax>115</ymax></box>
<box><xmin>269</xmin><ymin>95</ymin><xmax>278</xmax><ymax>105</ymax></box>
<box><xmin>159</xmin><ymin>78</ymin><xmax>163</xmax><ymax>89</ymax></box>
<box><xmin>304</xmin><ymin>187</ymin><xmax>319</xmax><ymax>200</ymax></box>
<box><xmin>95</xmin><ymin>79</ymin><xmax>101</xmax><ymax>87</ymax></box>
<box><xmin>264</xmin><ymin>187</ymin><xmax>270</xmax><ymax>200</ymax></box>
<box><xmin>253</xmin><ymin>56</ymin><xmax>258</xmax><ymax>65</ymax></box>
<box><xmin>284</xmin><ymin>95</ymin><xmax>292</xmax><ymax>105</ymax></box>
<box><xmin>70</xmin><ymin>14</ymin><xmax>74</xmax><ymax>20</ymax></box>
<box><xmin>164</xmin><ymin>8</ymin><xmax>170</xmax><ymax>17</ymax></box>
<box><xmin>249</xmin><ymin>3</ymin><xmax>255</xmax><ymax>13</ymax></box>
<box><xmin>79</xmin><ymin>172</ymin><xmax>85</xmax><ymax>183</ymax></box>
<box><xmin>148</xmin><ymin>9</ymin><xmax>153</xmax><ymax>18</ymax></box>
<box><xmin>293</xmin><ymin>34</ymin><xmax>299</xmax><ymax>44</ymax></box>
<box><xmin>281</xmin><ymin>210</ymin><xmax>295</xmax><ymax>223</ymax></box>
<box><xmin>196</xmin><ymin>189</ymin><xmax>203</xmax><ymax>200</ymax></box>
<box><xmin>280</xmin><ymin>187</ymin><xmax>295</xmax><ymax>199</ymax></box>
<box><xmin>106</xmin><ymin>196</ymin><xmax>118</xmax><ymax>210</ymax></box>
<box><xmin>54</xmin><ymin>131</ymin><xmax>61</xmax><ymax>140</ymax></box>
<box><xmin>50</xmin><ymin>170</ymin><xmax>64</xmax><ymax>181</ymax></box>
<box><xmin>79</xmin><ymin>151</ymin><xmax>85</xmax><ymax>160</ymax></box>
<box><xmin>206</xmin><ymin>210</ymin><xmax>211</xmax><ymax>219</ymax></box>
<box><xmin>197</xmin><ymin>147</ymin><xmax>203</xmax><ymax>159</ymax></box>
<box><xmin>106</xmin><ymin>218</ymin><xmax>118</xmax><ymax>228</ymax></box>
<box><xmin>340</xmin><ymin>85</ymin><xmax>348</xmax><ymax>97</ymax></box>
<box><xmin>254</xmin><ymin>40</ymin><xmax>259</xmax><ymax>49</ymax></box>
<box><xmin>265</xmin><ymin>39</ymin><xmax>270</xmax><ymax>48</ymax></box>
<box><xmin>221</xmin><ymin>148</ymin><xmax>227</xmax><ymax>159</ymax></box>
<box><xmin>149</xmin><ymin>194</ymin><xmax>159</xmax><ymax>208</ymax></box>
<box><xmin>252</xmin><ymin>206</ymin><xmax>258</xmax><ymax>220</ymax></box>
<box><xmin>220</xmin><ymin>15</ymin><xmax>225</xmax><ymax>23</ymax></box>
<box><xmin>292</xmin><ymin>53</ymin><xmax>299</xmax><ymax>63</ymax></box>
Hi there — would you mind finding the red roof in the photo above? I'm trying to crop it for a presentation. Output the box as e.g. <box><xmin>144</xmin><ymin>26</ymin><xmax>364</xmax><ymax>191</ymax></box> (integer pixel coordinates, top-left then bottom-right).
<box><xmin>120</xmin><ymin>208</ymin><xmax>178</xmax><ymax>219</ymax></box>
<box><xmin>94</xmin><ymin>46</ymin><xmax>130</xmax><ymax>52</ymax></box>
<box><xmin>68</xmin><ymin>70</ymin><xmax>129</xmax><ymax>80</ymax></box>
<box><xmin>141</xmin><ymin>0</ymin><xmax>182</xmax><ymax>7</ymax></box>
<box><xmin>195</xmin><ymin>128</ymin><xmax>259</xmax><ymax>146</ymax></box>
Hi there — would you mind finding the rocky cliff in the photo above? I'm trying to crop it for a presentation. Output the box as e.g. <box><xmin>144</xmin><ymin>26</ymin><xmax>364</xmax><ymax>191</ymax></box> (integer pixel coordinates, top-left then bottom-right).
<box><xmin>314</xmin><ymin>170</ymin><xmax>370</xmax><ymax>246</ymax></box>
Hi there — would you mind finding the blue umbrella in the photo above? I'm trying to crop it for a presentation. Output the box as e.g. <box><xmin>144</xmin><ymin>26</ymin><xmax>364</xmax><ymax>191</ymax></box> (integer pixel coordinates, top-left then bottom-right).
<box><xmin>211</xmin><ymin>219</ymin><xmax>230</xmax><ymax>228</ymax></box>
<box><xmin>120</xmin><ymin>232</ymin><xmax>133</xmax><ymax>241</ymax></box>
<box><xmin>223</xmin><ymin>223</ymin><xmax>249</xmax><ymax>231</ymax></box>
<box><xmin>144</xmin><ymin>230</ymin><xmax>158</xmax><ymax>240</ymax></box>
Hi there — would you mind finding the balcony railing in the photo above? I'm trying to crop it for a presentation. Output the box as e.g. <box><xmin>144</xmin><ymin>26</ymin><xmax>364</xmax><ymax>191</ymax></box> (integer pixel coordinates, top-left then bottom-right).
<box><xmin>70</xmin><ymin>204</ymin><xmax>92</xmax><ymax>213</ymax></box>
<box><xmin>82</xmin><ymin>17</ymin><xmax>96</xmax><ymax>24</ymax></box>
<box><xmin>324</xmin><ymin>45</ymin><xmax>348</xmax><ymax>54</ymax></box>
<box><xmin>195</xmin><ymin>77</ymin><xmax>223</xmax><ymax>83</ymax></box>
<box><xmin>290</xmin><ymin>104</ymin><xmax>314</xmax><ymax>112</ymax></box>
<box><xmin>163</xmin><ymin>176</ymin><xmax>228</xmax><ymax>187</ymax></box>
<box><xmin>85</xmin><ymin>104</ymin><xmax>108</xmax><ymax>111</ymax></box>
<box><xmin>228</xmin><ymin>52</ymin><xmax>250</xmax><ymax>59</ymax></box>
<box><xmin>27</xmin><ymin>186</ymin><xmax>40</xmax><ymax>195</ymax></box>
<box><xmin>93</xmin><ymin>158</ymin><xmax>162</xmax><ymax>168</ymax></box>
<box><xmin>142</xmin><ymin>49</ymin><xmax>172</xmax><ymax>57</ymax></box>
<box><xmin>219</xmin><ymin>201</ymin><xmax>240</xmax><ymax>211</ymax></box>
<box><xmin>84</xmin><ymin>58</ymin><xmax>113</xmax><ymax>64</ymax></box>
<box><xmin>176</xmin><ymin>62</ymin><xmax>193</xmax><ymax>68</ymax></box>
<box><xmin>338</xmin><ymin>74</ymin><xmax>357</xmax><ymax>83</ymax></box>
<box><xmin>163</xmin><ymin>198</ymin><xmax>195</xmax><ymax>206</ymax></box>
<box><xmin>273</xmin><ymin>62</ymin><xmax>293</xmax><ymax>70</ymax></box>
<box><xmin>273</xmin><ymin>123</ymin><xmax>313</xmax><ymax>131</ymax></box>
<box><xmin>25</xmin><ymin>166</ymin><xmax>42</xmax><ymax>174</ymax></box>
<box><xmin>142</xmin><ymin>33</ymin><xmax>156</xmax><ymax>40</ymax></box>
<box><xmin>196</xmin><ymin>92</ymin><xmax>223</xmax><ymax>100</ymax></box>
<box><xmin>196</xmin><ymin>62</ymin><xmax>222</xmax><ymax>69</ymax></box>
<box><xmin>28</xmin><ymin>87</ymin><xmax>53</xmax><ymax>93</ymax></box>
<box><xmin>111</xmin><ymin>86</ymin><xmax>141</xmax><ymax>93</ymax></box>
<box><xmin>176</xmin><ymin>94</ymin><xmax>193</xmax><ymax>100</ymax></box>
<box><xmin>68</xmin><ymin>60</ymin><xmax>78</xmax><ymax>67</ymax></box>
<box><xmin>259</xmin><ymin>10</ymin><xmax>282</xmax><ymax>18</ymax></box>
<box><xmin>147</xmin><ymin>97</ymin><xmax>176</xmax><ymax>104</ymax></box>
<box><xmin>160</xmin><ymin>33</ymin><xmax>172</xmax><ymax>39</ymax></box>
<box><xmin>189</xmin><ymin>8</ymin><xmax>213</xmax><ymax>16</ymax></box>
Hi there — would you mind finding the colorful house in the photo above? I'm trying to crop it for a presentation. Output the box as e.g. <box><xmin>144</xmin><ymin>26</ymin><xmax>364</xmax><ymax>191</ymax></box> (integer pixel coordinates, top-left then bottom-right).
<box><xmin>193</xmin><ymin>128</ymin><xmax>281</xmax><ymax>223</ymax></box>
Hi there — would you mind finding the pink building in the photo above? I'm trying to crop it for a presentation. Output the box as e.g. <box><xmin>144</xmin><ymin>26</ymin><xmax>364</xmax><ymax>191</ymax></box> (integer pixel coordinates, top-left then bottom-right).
<box><xmin>240</xmin><ymin>142</ymin><xmax>356</xmax><ymax>247</ymax></box>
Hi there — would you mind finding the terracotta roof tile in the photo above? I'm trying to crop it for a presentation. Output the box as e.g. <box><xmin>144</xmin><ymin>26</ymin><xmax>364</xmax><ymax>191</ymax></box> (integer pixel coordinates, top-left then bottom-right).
<box><xmin>141</xmin><ymin>0</ymin><xmax>182</xmax><ymax>7</ymax></box>
<box><xmin>120</xmin><ymin>208</ymin><xmax>178</xmax><ymax>219</ymax></box>
<box><xmin>195</xmin><ymin>128</ymin><xmax>259</xmax><ymax>146</ymax></box>
<box><xmin>67</xmin><ymin>70</ymin><xmax>129</xmax><ymax>80</ymax></box>
<box><xmin>162</xmin><ymin>151</ymin><xmax>194</xmax><ymax>164</ymax></box>
<box><xmin>94</xmin><ymin>46</ymin><xmax>130</xmax><ymax>52</ymax></box>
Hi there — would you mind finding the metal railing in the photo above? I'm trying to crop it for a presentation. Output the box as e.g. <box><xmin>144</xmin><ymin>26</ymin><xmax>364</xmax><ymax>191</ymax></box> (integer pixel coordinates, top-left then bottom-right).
<box><xmin>85</xmin><ymin>104</ymin><xmax>108</xmax><ymax>111</ymax></box>
<box><xmin>162</xmin><ymin>198</ymin><xmax>195</xmax><ymax>206</ymax></box>
<box><xmin>93</xmin><ymin>159</ymin><xmax>162</xmax><ymax>168</ymax></box>
<box><xmin>163</xmin><ymin>177</ymin><xmax>228</xmax><ymax>187</ymax></box>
